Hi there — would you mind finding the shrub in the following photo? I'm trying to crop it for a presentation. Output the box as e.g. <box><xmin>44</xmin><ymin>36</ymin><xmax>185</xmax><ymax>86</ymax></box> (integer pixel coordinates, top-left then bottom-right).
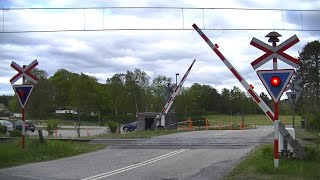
<box><xmin>306</xmin><ymin>112</ymin><xmax>320</xmax><ymax>131</ymax></box>
<box><xmin>107</xmin><ymin>121</ymin><xmax>119</xmax><ymax>133</ymax></box>
<box><xmin>0</xmin><ymin>125</ymin><xmax>7</xmax><ymax>134</ymax></box>
<box><xmin>46</xmin><ymin>119</ymin><xmax>60</xmax><ymax>136</ymax></box>
<box><xmin>10</xmin><ymin>129</ymin><xmax>22</xmax><ymax>137</ymax></box>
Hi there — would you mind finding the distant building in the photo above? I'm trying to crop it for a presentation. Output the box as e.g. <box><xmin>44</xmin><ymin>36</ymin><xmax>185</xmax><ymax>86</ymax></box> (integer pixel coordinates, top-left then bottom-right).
<box><xmin>55</xmin><ymin>108</ymin><xmax>78</xmax><ymax>114</ymax></box>
<box><xmin>11</xmin><ymin>113</ymin><xmax>22</xmax><ymax>117</ymax></box>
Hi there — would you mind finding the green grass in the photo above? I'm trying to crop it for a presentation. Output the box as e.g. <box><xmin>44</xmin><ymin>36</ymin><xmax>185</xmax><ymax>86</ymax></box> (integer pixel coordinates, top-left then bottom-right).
<box><xmin>94</xmin><ymin>129</ymin><xmax>186</xmax><ymax>138</ymax></box>
<box><xmin>227</xmin><ymin>144</ymin><xmax>320</xmax><ymax>180</ymax></box>
<box><xmin>205</xmin><ymin>114</ymin><xmax>300</xmax><ymax>125</ymax></box>
<box><xmin>0</xmin><ymin>139</ymin><xmax>106</xmax><ymax>169</ymax></box>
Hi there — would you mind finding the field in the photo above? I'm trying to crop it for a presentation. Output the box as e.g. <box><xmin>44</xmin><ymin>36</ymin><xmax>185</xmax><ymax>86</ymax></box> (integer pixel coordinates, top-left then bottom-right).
<box><xmin>205</xmin><ymin>114</ymin><xmax>301</xmax><ymax>126</ymax></box>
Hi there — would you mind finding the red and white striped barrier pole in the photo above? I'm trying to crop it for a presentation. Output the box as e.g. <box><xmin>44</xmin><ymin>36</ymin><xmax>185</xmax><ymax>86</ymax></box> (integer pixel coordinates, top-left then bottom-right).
<box><xmin>192</xmin><ymin>23</ymin><xmax>279</xmax><ymax>167</ymax></box>
<box><xmin>274</xmin><ymin>103</ymin><xmax>279</xmax><ymax>167</ymax></box>
<box><xmin>21</xmin><ymin>108</ymin><xmax>25</xmax><ymax>149</ymax></box>
<box><xmin>272</xmin><ymin>41</ymin><xmax>279</xmax><ymax>168</ymax></box>
<box><xmin>154</xmin><ymin>59</ymin><xmax>196</xmax><ymax>127</ymax></box>
<box><xmin>192</xmin><ymin>24</ymin><xmax>275</xmax><ymax>122</ymax></box>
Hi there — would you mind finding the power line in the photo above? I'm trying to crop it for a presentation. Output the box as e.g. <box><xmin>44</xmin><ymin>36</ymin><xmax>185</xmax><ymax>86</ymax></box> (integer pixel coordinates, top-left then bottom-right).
<box><xmin>1</xmin><ymin>7</ymin><xmax>320</xmax><ymax>33</ymax></box>
<box><xmin>1</xmin><ymin>7</ymin><xmax>320</xmax><ymax>12</ymax></box>
<box><xmin>1</xmin><ymin>28</ymin><xmax>320</xmax><ymax>34</ymax></box>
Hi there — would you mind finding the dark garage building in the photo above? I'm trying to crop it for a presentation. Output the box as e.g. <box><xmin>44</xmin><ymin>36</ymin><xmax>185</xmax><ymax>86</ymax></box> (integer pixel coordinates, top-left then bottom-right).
<box><xmin>136</xmin><ymin>112</ymin><xmax>177</xmax><ymax>131</ymax></box>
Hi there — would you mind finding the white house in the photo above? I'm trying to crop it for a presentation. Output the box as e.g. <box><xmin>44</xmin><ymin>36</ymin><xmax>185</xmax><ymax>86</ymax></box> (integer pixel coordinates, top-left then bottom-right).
<box><xmin>55</xmin><ymin>108</ymin><xmax>78</xmax><ymax>114</ymax></box>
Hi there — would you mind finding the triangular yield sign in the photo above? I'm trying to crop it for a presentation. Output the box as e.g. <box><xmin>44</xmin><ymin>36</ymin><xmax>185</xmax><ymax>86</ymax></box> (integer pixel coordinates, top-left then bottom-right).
<box><xmin>257</xmin><ymin>69</ymin><xmax>294</xmax><ymax>103</ymax></box>
<box><xmin>12</xmin><ymin>84</ymin><xmax>34</xmax><ymax>109</ymax></box>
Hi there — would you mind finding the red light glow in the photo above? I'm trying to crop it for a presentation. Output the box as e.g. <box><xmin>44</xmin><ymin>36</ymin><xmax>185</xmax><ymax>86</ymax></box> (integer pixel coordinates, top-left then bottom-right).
<box><xmin>270</xmin><ymin>76</ymin><xmax>281</xmax><ymax>87</ymax></box>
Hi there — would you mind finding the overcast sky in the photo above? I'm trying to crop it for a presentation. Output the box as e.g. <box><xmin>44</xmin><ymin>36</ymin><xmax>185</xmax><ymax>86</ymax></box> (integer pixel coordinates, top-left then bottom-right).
<box><xmin>1</xmin><ymin>0</ymin><xmax>320</xmax><ymax>100</ymax></box>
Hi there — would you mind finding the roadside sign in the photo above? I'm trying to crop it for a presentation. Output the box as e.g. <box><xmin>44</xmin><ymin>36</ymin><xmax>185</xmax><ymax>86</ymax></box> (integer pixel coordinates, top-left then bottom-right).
<box><xmin>286</xmin><ymin>92</ymin><xmax>300</xmax><ymax>103</ymax></box>
<box><xmin>257</xmin><ymin>69</ymin><xmax>294</xmax><ymax>103</ymax></box>
<box><xmin>286</xmin><ymin>78</ymin><xmax>303</xmax><ymax>92</ymax></box>
<box><xmin>10</xmin><ymin>60</ymin><xmax>39</xmax><ymax>84</ymax></box>
<box><xmin>250</xmin><ymin>35</ymin><xmax>300</xmax><ymax>70</ymax></box>
<box><xmin>12</xmin><ymin>84</ymin><xmax>34</xmax><ymax>109</ymax></box>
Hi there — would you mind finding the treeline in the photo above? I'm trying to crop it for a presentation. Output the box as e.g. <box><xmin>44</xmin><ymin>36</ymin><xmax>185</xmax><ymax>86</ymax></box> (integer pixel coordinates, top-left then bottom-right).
<box><xmin>3</xmin><ymin>67</ymin><xmax>294</xmax><ymax>122</ymax></box>
<box><xmin>1</xmin><ymin>40</ymin><xmax>320</xmax><ymax>130</ymax></box>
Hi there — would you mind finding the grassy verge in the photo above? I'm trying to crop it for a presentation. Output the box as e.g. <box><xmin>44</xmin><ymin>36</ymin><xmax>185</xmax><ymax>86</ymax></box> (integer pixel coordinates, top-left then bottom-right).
<box><xmin>205</xmin><ymin>114</ymin><xmax>300</xmax><ymax>125</ymax></box>
<box><xmin>0</xmin><ymin>139</ymin><xmax>106</xmax><ymax>169</ymax></box>
<box><xmin>94</xmin><ymin>129</ymin><xmax>185</xmax><ymax>138</ymax></box>
<box><xmin>227</xmin><ymin>144</ymin><xmax>320</xmax><ymax>179</ymax></box>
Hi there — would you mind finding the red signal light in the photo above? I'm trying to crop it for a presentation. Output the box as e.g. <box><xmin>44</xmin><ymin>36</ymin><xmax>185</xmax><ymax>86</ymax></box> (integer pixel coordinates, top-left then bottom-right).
<box><xmin>270</xmin><ymin>76</ymin><xmax>281</xmax><ymax>87</ymax></box>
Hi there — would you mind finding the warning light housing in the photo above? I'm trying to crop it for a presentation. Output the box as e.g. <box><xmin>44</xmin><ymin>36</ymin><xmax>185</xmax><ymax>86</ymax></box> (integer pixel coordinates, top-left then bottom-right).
<box><xmin>270</xmin><ymin>76</ymin><xmax>281</xmax><ymax>87</ymax></box>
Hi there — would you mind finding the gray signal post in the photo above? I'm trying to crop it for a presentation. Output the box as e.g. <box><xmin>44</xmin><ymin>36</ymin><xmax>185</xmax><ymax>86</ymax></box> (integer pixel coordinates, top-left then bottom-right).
<box><xmin>286</xmin><ymin>78</ymin><xmax>303</xmax><ymax>128</ymax></box>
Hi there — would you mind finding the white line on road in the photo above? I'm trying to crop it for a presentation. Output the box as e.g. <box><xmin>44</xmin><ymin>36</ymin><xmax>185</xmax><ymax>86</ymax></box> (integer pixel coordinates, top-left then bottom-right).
<box><xmin>82</xmin><ymin>149</ymin><xmax>189</xmax><ymax>180</ymax></box>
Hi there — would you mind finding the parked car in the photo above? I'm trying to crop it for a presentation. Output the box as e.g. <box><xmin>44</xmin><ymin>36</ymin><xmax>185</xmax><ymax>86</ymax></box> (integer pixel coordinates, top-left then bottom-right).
<box><xmin>122</xmin><ymin>122</ymin><xmax>137</xmax><ymax>132</ymax></box>
<box><xmin>0</xmin><ymin>120</ymin><xmax>13</xmax><ymax>132</ymax></box>
<box><xmin>15</xmin><ymin>120</ymin><xmax>36</xmax><ymax>132</ymax></box>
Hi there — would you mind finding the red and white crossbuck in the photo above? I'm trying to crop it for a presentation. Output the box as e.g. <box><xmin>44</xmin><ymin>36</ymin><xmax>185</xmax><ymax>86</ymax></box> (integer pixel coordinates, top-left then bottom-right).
<box><xmin>250</xmin><ymin>35</ymin><xmax>300</xmax><ymax>70</ymax></box>
<box><xmin>10</xmin><ymin>59</ymin><xmax>39</xmax><ymax>84</ymax></box>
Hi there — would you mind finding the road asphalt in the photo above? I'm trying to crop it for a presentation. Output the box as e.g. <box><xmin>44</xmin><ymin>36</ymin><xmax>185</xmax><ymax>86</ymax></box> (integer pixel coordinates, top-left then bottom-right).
<box><xmin>0</xmin><ymin>126</ymin><xmax>274</xmax><ymax>180</ymax></box>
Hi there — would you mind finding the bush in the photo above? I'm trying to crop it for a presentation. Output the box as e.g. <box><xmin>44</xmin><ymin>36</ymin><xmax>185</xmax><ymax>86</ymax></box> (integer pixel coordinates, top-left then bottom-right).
<box><xmin>10</xmin><ymin>129</ymin><xmax>22</xmax><ymax>137</ymax></box>
<box><xmin>306</xmin><ymin>112</ymin><xmax>320</xmax><ymax>131</ymax></box>
<box><xmin>0</xmin><ymin>125</ymin><xmax>7</xmax><ymax>134</ymax></box>
<box><xmin>107</xmin><ymin>121</ymin><xmax>119</xmax><ymax>133</ymax></box>
<box><xmin>46</xmin><ymin>119</ymin><xmax>60</xmax><ymax>136</ymax></box>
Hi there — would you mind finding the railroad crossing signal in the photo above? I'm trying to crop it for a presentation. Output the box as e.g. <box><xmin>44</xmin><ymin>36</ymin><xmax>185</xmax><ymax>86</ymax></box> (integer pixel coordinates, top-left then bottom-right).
<box><xmin>10</xmin><ymin>60</ymin><xmax>39</xmax><ymax>84</ymax></box>
<box><xmin>286</xmin><ymin>78</ymin><xmax>303</xmax><ymax>103</ymax></box>
<box><xmin>286</xmin><ymin>92</ymin><xmax>300</xmax><ymax>103</ymax></box>
<box><xmin>257</xmin><ymin>69</ymin><xmax>294</xmax><ymax>103</ymax></box>
<box><xmin>12</xmin><ymin>84</ymin><xmax>34</xmax><ymax>109</ymax></box>
<box><xmin>250</xmin><ymin>35</ymin><xmax>300</xmax><ymax>70</ymax></box>
<box><xmin>286</xmin><ymin>78</ymin><xmax>303</xmax><ymax>92</ymax></box>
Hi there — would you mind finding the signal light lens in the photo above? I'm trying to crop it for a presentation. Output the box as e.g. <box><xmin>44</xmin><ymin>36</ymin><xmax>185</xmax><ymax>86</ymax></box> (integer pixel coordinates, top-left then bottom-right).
<box><xmin>270</xmin><ymin>76</ymin><xmax>281</xmax><ymax>87</ymax></box>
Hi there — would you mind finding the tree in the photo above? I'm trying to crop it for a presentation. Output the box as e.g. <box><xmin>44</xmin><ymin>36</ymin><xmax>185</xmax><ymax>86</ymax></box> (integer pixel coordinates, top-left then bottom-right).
<box><xmin>106</xmin><ymin>73</ymin><xmax>125</xmax><ymax>115</ymax></box>
<box><xmin>220</xmin><ymin>88</ymin><xmax>231</xmax><ymax>114</ymax></box>
<box><xmin>49</xmin><ymin>69</ymin><xmax>77</xmax><ymax>108</ymax></box>
<box><xmin>296</xmin><ymin>41</ymin><xmax>320</xmax><ymax>111</ymax></box>
<box><xmin>124</xmin><ymin>69</ymin><xmax>150</xmax><ymax>113</ymax></box>
<box><xmin>27</xmin><ymin>68</ymin><xmax>53</xmax><ymax>119</ymax></box>
<box><xmin>295</xmin><ymin>41</ymin><xmax>320</xmax><ymax>130</ymax></box>
<box><xmin>150</xmin><ymin>75</ymin><xmax>172</xmax><ymax>111</ymax></box>
<box><xmin>9</xmin><ymin>96</ymin><xmax>19</xmax><ymax>113</ymax></box>
<box><xmin>70</xmin><ymin>73</ymin><xmax>99</xmax><ymax>114</ymax></box>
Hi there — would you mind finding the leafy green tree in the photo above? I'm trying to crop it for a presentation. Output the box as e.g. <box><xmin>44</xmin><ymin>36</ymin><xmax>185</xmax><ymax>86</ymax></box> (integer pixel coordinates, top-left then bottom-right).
<box><xmin>70</xmin><ymin>73</ymin><xmax>99</xmax><ymax>114</ymax></box>
<box><xmin>296</xmin><ymin>41</ymin><xmax>320</xmax><ymax>112</ymax></box>
<box><xmin>150</xmin><ymin>75</ymin><xmax>172</xmax><ymax>111</ymax></box>
<box><xmin>295</xmin><ymin>41</ymin><xmax>320</xmax><ymax>130</ymax></box>
<box><xmin>106</xmin><ymin>73</ymin><xmax>126</xmax><ymax>115</ymax></box>
<box><xmin>220</xmin><ymin>88</ymin><xmax>231</xmax><ymax>114</ymax></box>
<box><xmin>9</xmin><ymin>96</ymin><xmax>19</xmax><ymax>113</ymax></box>
<box><xmin>27</xmin><ymin>68</ymin><xmax>53</xmax><ymax>119</ymax></box>
<box><xmin>49</xmin><ymin>69</ymin><xmax>78</xmax><ymax>108</ymax></box>
<box><xmin>124</xmin><ymin>69</ymin><xmax>150</xmax><ymax>113</ymax></box>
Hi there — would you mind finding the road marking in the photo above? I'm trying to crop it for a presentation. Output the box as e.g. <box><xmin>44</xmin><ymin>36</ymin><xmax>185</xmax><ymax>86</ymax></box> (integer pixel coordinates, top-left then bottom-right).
<box><xmin>82</xmin><ymin>149</ymin><xmax>189</xmax><ymax>180</ymax></box>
